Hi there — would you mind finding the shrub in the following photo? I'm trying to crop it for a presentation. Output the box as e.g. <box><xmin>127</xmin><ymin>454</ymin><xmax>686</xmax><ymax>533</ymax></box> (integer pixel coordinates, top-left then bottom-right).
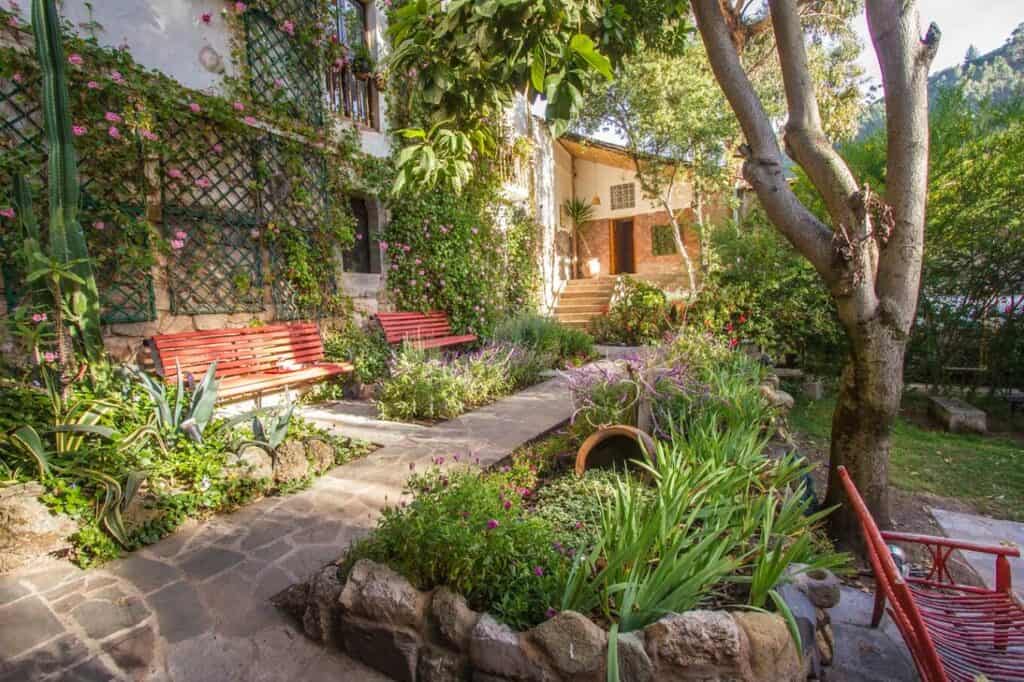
<box><xmin>588</xmin><ymin>276</ymin><xmax>676</xmax><ymax>346</ymax></box>
<box><xmin>378</xmin><ymin>346</ymin><xmax>467</xmax><ymax>421</ymax></box>
<box><xmin>567</xmin><ymin>362</ymin><xmax>642</xmax><ymax>442</ymax></box>
<box><xmin>343</xmin><ymin>466</ymin><xmax>568</xmax><ymax>629</ymax></box>
<box><xmin>492</xmin><ymin>313</ymin><xmax>595</xmax><ymax>365</ymax></box>
<box><xmin>323</xmin><ymin>320</ymin><xmax>391</xmax><ymax>385</ymax></box>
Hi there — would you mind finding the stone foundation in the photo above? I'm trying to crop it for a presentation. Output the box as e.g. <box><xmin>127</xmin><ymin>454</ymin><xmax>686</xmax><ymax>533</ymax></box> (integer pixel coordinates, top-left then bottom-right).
<box><xmin>275</xmin><ymin>559</ymin><xmax>840</xmax><ymax>682</ymax></box>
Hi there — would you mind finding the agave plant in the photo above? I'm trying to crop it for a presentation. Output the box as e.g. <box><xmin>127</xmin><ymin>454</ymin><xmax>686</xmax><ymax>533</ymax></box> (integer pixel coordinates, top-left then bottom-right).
<box><xmin>6</xmin><ymin>365</ymin><xmax>152</xmax><ymax>547</ymax></box>
<box><xmin>227</xmin><ymin>391</ymin><xmax>296</xmax><ymax>453</ymax></box>
<box><xmin>131</xmin><ymin>361</ymin><xmax>220</xmax><ymax>444</ymax></box>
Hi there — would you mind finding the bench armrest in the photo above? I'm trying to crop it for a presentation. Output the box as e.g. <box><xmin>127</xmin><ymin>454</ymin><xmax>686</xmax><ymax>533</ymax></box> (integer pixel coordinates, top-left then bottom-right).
<box><xmin>881</xmin><ymin>531</ymin><xmax>1021</xmax><ymax>558</ymax></box>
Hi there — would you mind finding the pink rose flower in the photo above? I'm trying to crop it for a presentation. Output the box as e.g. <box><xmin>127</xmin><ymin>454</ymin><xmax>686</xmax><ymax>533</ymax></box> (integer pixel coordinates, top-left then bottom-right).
<box><xmin>86</xmin><ymin>80</ymin><xmax>99</xmax><ymax>89</ymax></box>
<box><xmin>212</xmin><ymin>143</ymin><xmax>223</xmax><ymax>153</ymax></box>
<box><xmin>93</xmin><ymin>221</ymin><xmax>105</xmax><ymax>230</ymax></box>
<box><xmin>32</xmin><ymin>312</ymin><xmax>47</xmax><ymax>323</ymax></box>
<box><xmin>195</xmin><ymin>177</ymin><xmax>211</xmax><ymax>188</ymax></box>
<box><xmin>110</xmin><ymin>70</ymin><xmax>124</xmax><ymax>83</ymax></box>
<box><xmin>104</xmin><ymin>111</ymin><xmax>122</xmax><ymax>123</ymax></box>
<box><xmin>189</xmin><ymin>102</ymin><xmax>201</xmax><ymax>113</ymax></box>
<box><xmin>174</xmin><ymin>230</ymin><xmax>188</xmax><ymax>239</ymax></box>
<box><xmin>68</xmin><ymin>53</ymin><xmax>83</xmax><ymax>66</ymax></box>
<box><xmin>379</xmin><ymin>241</ymin><xmax>388</xmax><ymax>250</ymax></box>
<box><xmin>243</xmin><ymin>116</ymin><xmax>257</xmax><ymax>126</ymax></box>
<box><xmin>0</xmin><ymin>207</ymin><xmax>15</xmax><ymax>219</ymax></box>
<box><xmin>170</xmin><ymin>239</ymin><xmax>185</xmax><ymax>250</ymax></box>
<box><xmin>12</xmin><ymin>72</ymin><xmax>23</xmax><ymax>83</ymax></box>
<box><xmin>167</xmin><ymin>168</ymin><xmax>184</xmax><ymax>179</ymax></box>
<box><xmin>141</xmin><ymin>129</ymin><xmax>158</xmax><ymax>141</ymax></box>
<box><xmin>281</xmin><ymin>20</ymin><xmax>295</xmax><ymax>36</ymax></box>
<box><xmin>72</xmin><ymin>125</ymin><xmax>87</xmax><ymax>136</ymax></box>
<box><xmin>43</xmin><ymin>351</ymin><xmax>57</xmax><ymax>363</ymax></box>
<box><xmin>273</xmin><ymin>78</ymin><xmax>284</xmax><ymax>89</ymax></box>
<box><xmin>232</xmin><ymin>101</ymin><xmax>245</xmax><ymax>111</ymax></box>
<box><xmin>234</xmin><ymin>2</ymin><xmax>247</xmax><ymax>12</ymax></box>
<box><xmin>108</xmin><ymin>125</ymin><xmax>121</xmax><ymax>139</ymax></box>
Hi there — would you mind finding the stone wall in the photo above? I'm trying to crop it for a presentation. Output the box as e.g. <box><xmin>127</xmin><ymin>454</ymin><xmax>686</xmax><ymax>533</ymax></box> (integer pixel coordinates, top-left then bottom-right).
<box><xmin>275</xmin><ymin>558</ymin><xmax>841</xmax><ymax>682</ymax></box>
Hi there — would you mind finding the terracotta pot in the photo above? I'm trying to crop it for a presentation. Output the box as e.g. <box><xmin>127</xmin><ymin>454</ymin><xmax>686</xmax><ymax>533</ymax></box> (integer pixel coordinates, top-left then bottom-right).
<box><xmin>574</xmin><ymin>425</ymin><xmax>656</xmax><ymax>476</ymax></box>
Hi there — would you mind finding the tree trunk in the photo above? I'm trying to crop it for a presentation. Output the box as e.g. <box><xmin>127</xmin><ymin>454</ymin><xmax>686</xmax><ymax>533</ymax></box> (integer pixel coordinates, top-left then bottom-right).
<box><xmin>824</xmin><ymin>322</ymin><xmax>906</xmax><ymax>547</ymax></box>
<box><xmin>662</xmin><ymin>200</ymin><xmax>698</xmax><ymax>295</ymax></box>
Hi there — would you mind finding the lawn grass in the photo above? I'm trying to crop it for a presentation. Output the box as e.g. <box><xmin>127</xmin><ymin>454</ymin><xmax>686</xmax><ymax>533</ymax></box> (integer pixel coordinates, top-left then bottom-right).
<box><xmin>790</xmin><ymin>395</ymin><xmax>1024</xmax><ymax>522</ymax></box>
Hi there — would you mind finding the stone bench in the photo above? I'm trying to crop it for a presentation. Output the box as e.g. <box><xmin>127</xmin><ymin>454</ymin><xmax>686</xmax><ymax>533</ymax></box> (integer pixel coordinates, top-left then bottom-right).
<box><xmin>927</xmin><ymin>396</ymin><xmax>987</xmax><ymax>434</ymax></box>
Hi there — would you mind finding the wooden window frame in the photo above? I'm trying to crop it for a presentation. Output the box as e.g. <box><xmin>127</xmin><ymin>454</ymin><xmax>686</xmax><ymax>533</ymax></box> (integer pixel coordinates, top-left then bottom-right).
<box><xmin>325</xmin><ymin>0</ymin><xmax>379</xmax><ymax>130</ymax></box>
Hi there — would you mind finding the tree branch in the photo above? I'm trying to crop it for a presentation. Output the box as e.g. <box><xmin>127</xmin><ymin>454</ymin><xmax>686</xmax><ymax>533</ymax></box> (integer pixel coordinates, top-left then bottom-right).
<box><xmin>867</xmin><ymin>0</ymin><xmax>938</xmax><ymax>330</ymax></box>
<box><xmin>692</xmin><ymin>0</ymin><xmax>835</xmax><ymax>279</ymax></box>
<box><xmin>768</xmin><ymin>0</ymin><xmax>862</xmax><ymax>236</ymax></box>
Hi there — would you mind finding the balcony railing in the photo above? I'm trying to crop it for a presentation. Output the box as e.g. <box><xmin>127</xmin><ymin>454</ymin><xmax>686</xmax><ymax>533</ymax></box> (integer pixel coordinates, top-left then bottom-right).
<box><xmin>325</xmin><ymin>67</ymin><xmax>375</xmax><ymax>129</ymax></box>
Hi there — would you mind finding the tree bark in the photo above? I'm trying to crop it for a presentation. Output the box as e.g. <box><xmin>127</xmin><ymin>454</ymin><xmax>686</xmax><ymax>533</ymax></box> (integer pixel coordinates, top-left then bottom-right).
<box><xmin>692</xmin><ymin>0</ymin><xmax>938</xmax><ymax>549</ymax></box>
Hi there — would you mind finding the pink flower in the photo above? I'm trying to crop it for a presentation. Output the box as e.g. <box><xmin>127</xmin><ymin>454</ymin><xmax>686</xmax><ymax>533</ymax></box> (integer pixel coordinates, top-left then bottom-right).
<box><xmin>68</xmin><ymin>53</ymin><xmax>83</xmax><ymax>66</ymax></box>
<box><xmin>533</xmin><ymin>566</ymin><xmax>544</xmax><ymax>577</ymax></box>
<box><xmin>86</xmin><ymin>80</ymin><xmax>99</xmax><ymax>89</ymax></box>
<box><xmin>6</xmin><ymin>16</ymin><xmax>17</xmax><ymax>28</ymax></box>
<box><xmin>379</xmin><ymin>241</ymin><xmax>388</xmax><ymax>250</ymax></box>
<box><xmin>485</xmin><ymin>519</ymin><xmax>500</xmax><ymax>531</ymax></box>
<box><xmin>110</xmin><ymin>70</ymin><xmax>124</xmax><ymax>84</ymax></box>
<box><xmin>414</xmin><ymin>258</ymin><xmax>422</xmax><ymax>264</ymax></box>
<box><xmin>167</xmin><ymin>168</ymin><xmax>184</xmax><ymax>180</ymax></box>
<box><xmin>174</xmin><ymin>230</ymin><xmax>187</xmax><ymax>239</ymax></box>
<box><xmin>107</xmin><ymin>125</ymin><xmax>121</xmax><ymax>139</ymax></box>
<box><xmin>212</xmin><ymin>143</ymin><xmax>223</xmax><ymax>154</ymax></box>
<box><xmin>273</xmin><ymin>77</ymin><xmax>285</xmax><ymax>89</ymax></box>
<box><xmin>356</xmin><ymin>232</ymin><xmax>364</xmax><ymax>240</ymax></box>
<box><xmin>72</xmin><ymin>125</ymin><xmax>87</xmax><ymax>136</ymax></box>
<box><xmin>93</xmin><ymin>221</ymin><xmax>105</xmax><ymax>230</ymax></box>
<box><xmin>32</xmin><ymin>312</ymin><xmax>47</xmax><ymax>323</ymax></box>
<box><xmin>189</xmin><ymin>102</ymin><xmax>201</xmax><ymax>113</ymax></box>
<box><xmin>170</xmin><ymin>239</ymin><xmax>185</xmax><ymax>250</ymax></box>
<box><xmin>280</xmin><ymin>19</ymin><xmax>295</xmax><ymax>35</ymax></box>
<box><xmin>250</xmin><ymin>228</ymin><xmax>260</xmax><ymax>238</ymax></box>
<box><xmin>12</xmin><ymin>72</ymin><xmax>23</xmax><ymax>83</ymax></box>
<box><xmin>195</xmin><ymin>177</ymin><xmax>211</xmax><ymax>188</ymax></box>
<box><xmin>43</xmin><ymin>351</ymin><xmax>57</xmax><ymax>363</ymax></box>
<box><xmin>234</xmin><ymin>1</ymin><xmax>247</xmax><ymax>12</ymax></box>
<box><xmin>141</xmin><ymin>129</ymin><xmax>158</xmax><ymax>141</ymax></box>
<box><xmin>233</xmin><ymin>101</ymin><xmax>245</xmax><ymax>111</ymax></box>
<box><xmin>243</xmin><ymin>116</ymin><xmax>257</xmax><ymax>126</ymax></box>
<box><xmin>200</xmin><ymin>12</ymin><xmax>212</xmax><ymax>24</ymax></box>
<box><xmin>104</xmin><ymin>111</ymin><xmax>122</xmax><ymax>123</ymax></box>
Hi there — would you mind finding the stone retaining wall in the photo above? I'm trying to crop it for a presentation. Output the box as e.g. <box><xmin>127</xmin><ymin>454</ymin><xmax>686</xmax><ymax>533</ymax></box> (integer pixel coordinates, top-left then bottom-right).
<box><xmin>275</xmin><ymin>559</ymin><xmax>840</xmax><ymax>682</ymax></box>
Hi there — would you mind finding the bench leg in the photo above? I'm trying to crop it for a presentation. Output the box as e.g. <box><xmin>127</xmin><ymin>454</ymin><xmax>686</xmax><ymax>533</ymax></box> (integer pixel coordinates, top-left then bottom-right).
<box><xmin>255</xmin><ymin>392</ymin><xmax>263</xmax><ymax>410</ymax></box>
<box><xmin>871</xmin><ymin>586</ymin><xmax>886</xmax><ymax>628</ymax></box>
<box><xmin>995</xmin><ymin>555</ymin><xmax>1012</xmax><ymax>650</ymax></box>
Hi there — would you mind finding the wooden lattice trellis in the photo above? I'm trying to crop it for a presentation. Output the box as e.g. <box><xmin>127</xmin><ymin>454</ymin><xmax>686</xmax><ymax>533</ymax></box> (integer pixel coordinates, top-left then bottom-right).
<box><xmin>0</xmin><ymin>73</ymin><xmax>155</xmax><ymax>323</ymax></box>
<box><xmin>160</xmin><ymin>116</ymin><xmax>264</xmax><ymax>315</ymax></box>
<box><xmin>244</xmin><ymin>3</ymin><xmax>324</xmax><ymax>127</ymax></box>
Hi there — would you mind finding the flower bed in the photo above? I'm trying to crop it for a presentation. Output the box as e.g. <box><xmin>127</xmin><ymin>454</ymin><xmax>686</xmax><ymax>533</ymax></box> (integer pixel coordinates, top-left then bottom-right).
<box><xmin>275</xmin><ymin>333</ymin><xmax>845</xmax><ymax>681</ymax></box>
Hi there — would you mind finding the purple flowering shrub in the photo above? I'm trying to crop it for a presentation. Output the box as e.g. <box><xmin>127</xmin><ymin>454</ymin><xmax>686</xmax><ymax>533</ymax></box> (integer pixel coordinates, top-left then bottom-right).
<box><xmin>341</xmin><ymin>465</ymin><xmax>569</xmax><ymax>629</ymax></box>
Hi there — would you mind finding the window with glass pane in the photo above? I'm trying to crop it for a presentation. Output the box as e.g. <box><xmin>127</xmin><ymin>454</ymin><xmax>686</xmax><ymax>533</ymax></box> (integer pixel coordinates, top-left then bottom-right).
<box><xmin>326</xmin><ymin>0</ymin><xmax>375</xmax><ymax>128</ymax></box>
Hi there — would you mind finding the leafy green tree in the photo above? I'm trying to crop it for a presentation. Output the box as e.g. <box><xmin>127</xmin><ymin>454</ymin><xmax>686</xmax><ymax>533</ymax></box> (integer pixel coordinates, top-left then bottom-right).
<box><xmin>576</xmin><ymin>44</ymin><xmax>736</xmax><ymax>294</ymax></box>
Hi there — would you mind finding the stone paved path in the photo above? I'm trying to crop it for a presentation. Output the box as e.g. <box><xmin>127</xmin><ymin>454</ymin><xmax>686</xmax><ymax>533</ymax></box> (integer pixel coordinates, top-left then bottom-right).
<box><xmin>0</xmin><ymin>376</ymin><xmax>573</xmax><ymax>681</ymax></box>
<box><xmin>930</xmin><ymin>507</ymin><xmax>1024</xmax><ymax>599</ymax></box>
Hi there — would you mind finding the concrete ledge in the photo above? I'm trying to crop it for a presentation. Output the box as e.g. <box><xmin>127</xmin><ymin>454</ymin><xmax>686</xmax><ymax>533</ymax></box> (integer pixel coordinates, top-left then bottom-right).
<box><xmin>927</xmin><ymin>396</ymin><xmax>987</xmax><ymax>433</ymax></box>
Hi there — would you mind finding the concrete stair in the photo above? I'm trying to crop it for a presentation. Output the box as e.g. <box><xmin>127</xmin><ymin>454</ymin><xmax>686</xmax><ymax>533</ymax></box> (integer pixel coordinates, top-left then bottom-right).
<box><xmin>554</xmin><ymin>277</ymin><xmax>616</xmax><ymax>329</ymax></box>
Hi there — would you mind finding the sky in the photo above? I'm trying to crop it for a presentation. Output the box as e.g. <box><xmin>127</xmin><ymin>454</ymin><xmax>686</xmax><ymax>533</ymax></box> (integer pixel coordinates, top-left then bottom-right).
<box><xmin>855</xmin><ymin>0</ymin><xmax>1024</xmax><ymax>85</ymax></box>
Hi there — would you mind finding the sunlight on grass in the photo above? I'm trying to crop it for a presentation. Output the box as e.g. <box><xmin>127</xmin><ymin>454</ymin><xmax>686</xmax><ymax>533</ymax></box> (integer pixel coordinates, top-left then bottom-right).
<box><xmin>790</xmin><ymin>396</ymin><xmax>1024</xmax><ymax>521</ymax></box>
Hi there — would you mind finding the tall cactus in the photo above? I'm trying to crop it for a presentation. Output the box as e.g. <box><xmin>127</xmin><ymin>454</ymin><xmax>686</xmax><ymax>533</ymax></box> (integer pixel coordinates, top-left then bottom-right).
<box><xmin>29</xmin><ymin>0</ymin><xmax>103</xmax><ymax>364</ymax></box>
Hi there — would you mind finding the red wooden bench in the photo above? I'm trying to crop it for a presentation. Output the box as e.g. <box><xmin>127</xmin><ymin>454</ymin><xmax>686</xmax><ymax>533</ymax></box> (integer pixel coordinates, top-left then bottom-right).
<box><xmin>838</xmin><ymin>466</ymin><xmax>1024</xmax><ymax>682</ymax></box>
<box><xmin>146</xmin><ymin>322</ymin><xmax>352</xmax><ymax>401</ymax></box>
<box><xmin>376</xmin><ymin>311</ymin><xmax>476</xmax><ymax>350</ymax></box>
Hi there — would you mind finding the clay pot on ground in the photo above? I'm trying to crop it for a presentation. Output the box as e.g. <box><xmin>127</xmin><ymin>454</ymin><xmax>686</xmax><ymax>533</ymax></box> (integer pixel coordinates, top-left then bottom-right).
<box><xmin>574</xmin><ymin>425</ymin><xmax>657</xmax><ymax>476</ymax></box>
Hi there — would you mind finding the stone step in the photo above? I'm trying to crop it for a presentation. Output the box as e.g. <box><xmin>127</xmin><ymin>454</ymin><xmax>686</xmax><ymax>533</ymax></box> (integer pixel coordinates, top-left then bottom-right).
<box><xmin>556</xmin><ymin>313</ymin><xmax>605</xmax><ymax>325</ymax></box>
<box><xmin>562</xmin><ymin>283</ymin><xmax>616</xmax><ymax>293</ymax></box>
<box><xmin>555</xmin><ymin>303</ymin><xmax>607</xmax><ymax>314</ymax></box>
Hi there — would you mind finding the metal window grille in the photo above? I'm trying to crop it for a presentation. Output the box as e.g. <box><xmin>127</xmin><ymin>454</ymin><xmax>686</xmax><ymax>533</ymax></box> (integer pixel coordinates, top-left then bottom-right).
<box><xmin>610</xmin><ymin>182</ymin><xmax>635</xmax><ymax>210</ymax></box>
<box><xmin>651</xmin><ymin>224</ymin><xmax>678</xmax><ymax>256</ymax></box>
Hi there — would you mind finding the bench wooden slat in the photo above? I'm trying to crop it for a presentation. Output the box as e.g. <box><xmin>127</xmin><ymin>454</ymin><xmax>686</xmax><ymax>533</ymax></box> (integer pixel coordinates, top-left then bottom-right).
<box><xmin>375</xmin><ymin>311</ymin><xmax>476</xmax><ymax>350</ymax></box>
<box><xmin>148</xmin><ymin>322</ymin><xmax>348</xmax><ymax>401</ymax></box>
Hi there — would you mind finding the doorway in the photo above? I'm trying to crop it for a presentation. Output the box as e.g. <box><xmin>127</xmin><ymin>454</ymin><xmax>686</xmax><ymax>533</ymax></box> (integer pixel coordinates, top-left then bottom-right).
<box><xmin>343</xmin><ymin>197</ymin><xmax>376</xmax><ymax>273</ymax></box>
<box><xmin>611</xmin><ymin>218</ymin><xmax>635</xmax><ymax>274</ymax></box>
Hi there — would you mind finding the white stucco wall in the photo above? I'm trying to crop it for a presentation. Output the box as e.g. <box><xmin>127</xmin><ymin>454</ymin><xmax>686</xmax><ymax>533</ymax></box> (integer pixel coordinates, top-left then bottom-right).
<box><xmin>14</xmin><ymin>0</ymin><xmax>390</xmax><ymax>158</ymax></box>
<box><xmin>572</xmin><ymin>157</ymin><xmax>692</xmax><ymax>221</ymax></box>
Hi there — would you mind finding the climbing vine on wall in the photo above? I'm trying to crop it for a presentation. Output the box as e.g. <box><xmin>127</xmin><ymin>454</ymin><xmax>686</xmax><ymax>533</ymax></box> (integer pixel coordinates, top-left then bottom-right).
<box><xmin>0</xmin><ymin>5</ymin><xmax>392</xmax><ymax>321</ymax></box>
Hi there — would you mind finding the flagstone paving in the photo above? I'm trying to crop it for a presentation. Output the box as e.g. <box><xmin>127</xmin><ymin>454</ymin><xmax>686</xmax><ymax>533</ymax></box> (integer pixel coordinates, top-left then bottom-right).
<box><xmin>0</xmin><ymin>376</ymin><xmax>574</xmax><ymax>681</ymax></box>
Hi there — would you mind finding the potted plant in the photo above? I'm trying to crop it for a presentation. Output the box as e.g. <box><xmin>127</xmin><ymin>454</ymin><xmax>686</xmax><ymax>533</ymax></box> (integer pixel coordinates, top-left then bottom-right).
<box><xmin>563</xmin><ymin>197</ymin><xmax>599</xmax><ymax>278</ymax></box>
<box><xmin>351</xmin><ymin>43</ymin><xmax>374</xmax><ymax>80</ymax></box>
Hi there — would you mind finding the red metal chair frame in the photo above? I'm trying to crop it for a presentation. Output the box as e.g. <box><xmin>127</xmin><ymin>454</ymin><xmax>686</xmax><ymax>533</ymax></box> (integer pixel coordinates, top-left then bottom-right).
<box><xmin>375</xmin><ymin>311</ymin><xmax>477</xmax><ymax>350</ymax></box>
<box><xmin>838</xmin><ymin>466</ymin><xmax>1024</xmax><ymax>682</ymax></box>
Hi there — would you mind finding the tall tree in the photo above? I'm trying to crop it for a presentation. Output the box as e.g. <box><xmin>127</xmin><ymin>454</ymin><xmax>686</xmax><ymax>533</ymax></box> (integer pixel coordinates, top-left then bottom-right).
<box><xmin>386</xmin><ymin>0</ymin><xmax>939</xmax><ymax>546</ymax></box>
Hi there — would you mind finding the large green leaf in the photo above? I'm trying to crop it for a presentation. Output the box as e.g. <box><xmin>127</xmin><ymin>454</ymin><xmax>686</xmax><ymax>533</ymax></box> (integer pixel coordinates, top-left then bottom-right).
<box><xmin>569</xmin><ymin>34</ymin><xmax>612</xmax><ymax>80</ymax></box>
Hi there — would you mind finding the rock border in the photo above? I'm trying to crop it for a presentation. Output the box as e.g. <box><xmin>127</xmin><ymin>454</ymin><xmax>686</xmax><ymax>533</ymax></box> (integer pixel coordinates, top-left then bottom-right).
<box><xmin>274</xmin><ymin>559</ymin><xmax>840</xmax><ymax>682</ymax></box>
